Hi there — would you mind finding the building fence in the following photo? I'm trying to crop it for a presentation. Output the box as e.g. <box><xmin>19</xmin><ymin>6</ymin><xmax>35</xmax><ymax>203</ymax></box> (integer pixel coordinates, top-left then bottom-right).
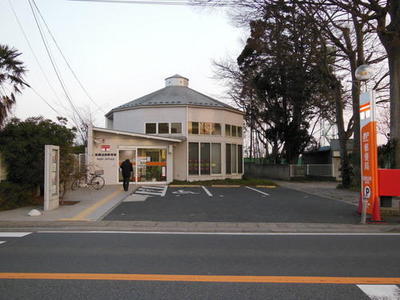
<box><xmin>245</xmin><ymin>162</ymin><xmax>337</xmax><ymax>181</ymax></box>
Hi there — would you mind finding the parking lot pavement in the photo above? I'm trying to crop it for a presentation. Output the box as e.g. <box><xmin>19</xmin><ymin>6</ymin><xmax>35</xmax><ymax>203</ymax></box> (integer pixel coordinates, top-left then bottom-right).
<box><xmin>103</xmin><ymin>185</ymin><xmax>359</xmax><ymax>224</ymax></box>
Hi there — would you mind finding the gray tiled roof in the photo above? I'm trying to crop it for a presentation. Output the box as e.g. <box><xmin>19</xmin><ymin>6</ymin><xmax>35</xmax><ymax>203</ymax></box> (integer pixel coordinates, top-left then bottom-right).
<box><xmin>107</xmin><ymin>86</ymin><xmax>240</xmax><ymax>116</ymax></box>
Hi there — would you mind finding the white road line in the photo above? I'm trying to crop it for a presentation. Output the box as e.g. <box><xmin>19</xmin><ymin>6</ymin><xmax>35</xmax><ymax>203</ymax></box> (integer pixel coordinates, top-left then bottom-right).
<box><xmin>37</xmin><ymin>231</ymin><xmax>400</xmax><ymax>236</ymax></box>
<box><xmin>140</xmin><ymin>186</ymin><xmax>165</xmax><ymax>190</ymax></box>
<box><xmin>357</xmin><ymin>285</ymin><xmax>400</xmax><ymax>300</ymax></box>
<box><xmin>135</xmin><ymin>191</ymin><xmax>163</xmax><ymax>196</ymax></box>
<box><xmin>202</xmin><ymin>186</ymin><xmax>213</xmax><ymax>197</ymax></box>
<box><xmin>0</xmin><ymin>232</ymin><xmax>32</xmax><ymax>238</ymax></box>
<box><xmin>245</xmin><ymin>186</ymin><xmax>270</xmax><ymax>196</ymax></box>
<box><xmin>161</xmin><ymin>186</ymin><xmax>168</xmax><ymax>197</ymax></box>
<box><xmin>0</xmin><ymin>241</ymin><xmax>5</xmax><ymax>245</ymax></box>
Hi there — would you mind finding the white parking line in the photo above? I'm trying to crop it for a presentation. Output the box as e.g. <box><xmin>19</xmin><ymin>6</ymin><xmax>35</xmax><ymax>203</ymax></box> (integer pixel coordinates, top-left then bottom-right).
<box><xmin>0</xmin><ymin>232</ymin><xmax>32</xmax><ymax>237</ymax></box>
<box><xmin>245</xmin><ymin>186</ymin><xmax>270</xmax><ymax>196</ymax></box>
<box><xmin>135</xmin><ymin>191</ymin><xmax>164</xmax><ymax>196</ymax></box>
<box><xmin>201</xmin><ymin>186</ymin><xmax>213</xmax><ymax>197</ymax></box>
<box><xmin>0</xmin><ymin>241</ymin><xmax>5</xmax><ymax>245</ymax></box>
<box><xmin>161</xmin><ymin>186</ymin><xmax>168</xmax><ymax>197</ymax></box>
<box><xmin>357</xmin><ymin>285</ymin><xmax>400</xmax><ymax>299</ymax></box>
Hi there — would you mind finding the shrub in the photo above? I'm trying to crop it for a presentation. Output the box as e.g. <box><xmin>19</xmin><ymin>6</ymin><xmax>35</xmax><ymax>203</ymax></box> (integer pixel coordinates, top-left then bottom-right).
<box><xmin>0</xmin><ymin>181</ymin><xmax>35</xmax><ymax>211</ymax></box>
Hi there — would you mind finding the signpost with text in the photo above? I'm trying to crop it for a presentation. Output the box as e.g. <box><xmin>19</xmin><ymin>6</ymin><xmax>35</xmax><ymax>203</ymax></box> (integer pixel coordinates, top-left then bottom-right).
<box><xmin>359</xmin><ymin>91</ymin><xmax>381</xmax><ymax>223</ymax></box>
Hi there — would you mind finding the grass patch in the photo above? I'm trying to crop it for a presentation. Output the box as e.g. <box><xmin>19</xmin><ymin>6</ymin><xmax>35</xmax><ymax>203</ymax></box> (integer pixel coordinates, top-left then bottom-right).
<box><xmin>170</xmin><ymin>178</ymin><xmax>277</xmax><ymax>187</ymax></box>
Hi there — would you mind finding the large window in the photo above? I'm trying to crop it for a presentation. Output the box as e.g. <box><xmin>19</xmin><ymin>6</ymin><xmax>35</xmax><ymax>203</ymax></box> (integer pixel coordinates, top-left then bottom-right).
<box><xmin>225</xmin><ymin>143</ymin><xmax>243</xmax><ymax>174</ymax></box>
<box><xmin>200</xmin><ymin>143</ymin><xmax>211</xmax><ymax>175</ymax></box>
<box><xmin>226</xmin><ymin>143</ymin><xmax>231</xmax><ymax>174</ymax></box>
<box><xmin>231</xmin><ymin>144</ymin><xmax>237</xmax><ymax>173</ymax></box>
<box><xmin>188</xmin><ymin>142</ymin><xmax>221</xmax><ymax>175</ymax></box>
<box><xmin>238</xmin><ymin>145</ymin><xmax>243</xmax><ymax>173</ymax></box>
<box><xmin>188</xmin><ymin>122</ymin><xmax>199</xmax><ymax>134</ymax></box>
<box><xmin>238</xmin><ymin>126</ymin><xmax>242</xmax><ymax>137</ymax></box>
<box><xmin>189</xmin><ymin>143</ymin><xmax>199</xmax><ymax>175</ymax></box>
<box><xmin>200</xmin><ymin>122</ymin><xmax>212</xmax><ymax>135</ymax></box>
<box><xmin>145</xmin><ymin>123</ymin><xmax>156</xmax><ymax>134</ymax></box>
<box><xmin>212</xmin><ymin>123</ymin><xmax>221</xmax><ymax>135</ymax></box>
<box><xmin>225</xmin><ymin>124</ymin><xmax>231</xmax><ymax>137</ymax></box>
<box><xmin>189</xmin><ymin>122</ymin><xmax>221</xmax><ymax>135</ymax></box>
<box><xmin>232</xmin><ymin>126</ymin><xmax>237</xmax><ymax>137</ymax></box>
<box><xmin>211</xmin><ymin>143</ymin><xmax>221</xmax><ymax>174</ymax></box>
<box><xmin>171</xmin><ymin>123</ymin><xmax>182</xmax><ymax>134</ymax></box>
<box><xmin>158</xmin><ymin>123</ymin><xmax>169</xmax><ymax>134</ymax></box>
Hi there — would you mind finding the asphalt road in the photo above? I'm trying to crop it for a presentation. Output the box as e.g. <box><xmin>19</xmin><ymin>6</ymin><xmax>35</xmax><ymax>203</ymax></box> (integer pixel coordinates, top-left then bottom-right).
<box><xmin>105</xmin><ymin>186</ymin><xmax>359</xmax><ymax>223</ymax></box>
<box><xmin>0</xmin><ymin>232</ymin><xmax>400</xmax><ymax>299</ymax></box>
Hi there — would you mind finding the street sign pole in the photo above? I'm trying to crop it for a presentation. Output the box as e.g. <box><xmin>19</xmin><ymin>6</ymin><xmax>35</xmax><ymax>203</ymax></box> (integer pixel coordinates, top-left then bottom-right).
<box><xmin>359</xmin><ymin>90</ymin><xmax>381</xmax><ymax>223</ymax></box>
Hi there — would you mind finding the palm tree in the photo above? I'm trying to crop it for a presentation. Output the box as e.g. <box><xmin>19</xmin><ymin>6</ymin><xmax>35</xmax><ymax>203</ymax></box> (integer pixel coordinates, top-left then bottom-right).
<box><xmin>0</xmin><ymin>44</ymin><xmax>29</xmax><ymax>127</ymax></box>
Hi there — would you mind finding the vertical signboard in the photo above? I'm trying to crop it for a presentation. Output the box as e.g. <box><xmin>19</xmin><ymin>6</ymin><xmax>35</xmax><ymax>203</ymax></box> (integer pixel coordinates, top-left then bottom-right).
<box><xmin>44</xmin><ymin>145</ymin><xmax>60</xmax><ymax>211</ymax></box>
<box><xmin>359</xmin><ymin>91</ymin><xmax>380</xmax><ymax>220</ymax></box>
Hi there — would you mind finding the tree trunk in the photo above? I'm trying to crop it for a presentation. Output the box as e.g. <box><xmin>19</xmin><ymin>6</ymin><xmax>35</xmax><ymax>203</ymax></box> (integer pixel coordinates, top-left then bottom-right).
<box><xmin>388</xmin><ymin>49</ymin><xmax>400</xmax><ymax>168</ymax></box>
<box><xmin>334</xmin><ymin>89</ymin><xmax>351</xmax><ymax>187</ymax></box>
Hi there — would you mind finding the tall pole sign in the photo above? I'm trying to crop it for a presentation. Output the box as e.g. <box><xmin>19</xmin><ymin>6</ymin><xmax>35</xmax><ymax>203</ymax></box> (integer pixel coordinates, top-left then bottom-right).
<box><xmin>359</xmin><ymin>91</ymin><xmax>381</xmax><ymax>222</ymax></box>
<box><xmin>356</xmin><ymin>65</ymin><xmax>381</xmax><ymax>223</ymax></box>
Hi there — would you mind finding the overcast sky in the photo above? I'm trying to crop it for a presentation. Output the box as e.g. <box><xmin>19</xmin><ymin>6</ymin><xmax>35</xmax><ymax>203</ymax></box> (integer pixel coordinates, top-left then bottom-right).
<box><xmin>1</xmin><ymin>0</ymin><xmax>245</xmax><ymax>127</ymax></box>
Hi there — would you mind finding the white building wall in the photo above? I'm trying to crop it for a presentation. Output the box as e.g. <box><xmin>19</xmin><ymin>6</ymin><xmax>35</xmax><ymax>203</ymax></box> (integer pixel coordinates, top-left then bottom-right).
<box><xmin>90</xmin><ymin>131</ymin><xmax>179</xmax><ymax>184</ymax></box>
<box><xmin>113</xmin><ymin>106</ymin><xmax>187</xmax><ymax>134</ymax></box>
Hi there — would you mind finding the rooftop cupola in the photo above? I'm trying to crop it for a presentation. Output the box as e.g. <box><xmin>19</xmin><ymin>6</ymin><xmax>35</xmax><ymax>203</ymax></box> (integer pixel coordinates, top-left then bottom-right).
<box><xmin>165</xmin><ymin>74</ymin><xmax>189</xmax><ymax>87</ymax></box>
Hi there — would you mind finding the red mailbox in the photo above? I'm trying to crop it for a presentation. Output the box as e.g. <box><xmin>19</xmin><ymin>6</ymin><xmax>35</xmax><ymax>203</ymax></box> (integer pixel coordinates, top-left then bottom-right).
<box><xmin>378</xmin><ymin>169</ymin><xmax>400</xmax><ymax>197</ymax></box>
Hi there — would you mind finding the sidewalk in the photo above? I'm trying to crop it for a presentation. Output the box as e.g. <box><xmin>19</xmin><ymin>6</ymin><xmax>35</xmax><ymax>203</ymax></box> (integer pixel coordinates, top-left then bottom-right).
<box><xmin>275</xmin><ymin>180</ymin><xmax>359</xmax><ymax>206</ymax></box>
<box><xmin>0</xmin><ymin>185</ymin><xmax>132</xmax><ymax>222</ymax></box>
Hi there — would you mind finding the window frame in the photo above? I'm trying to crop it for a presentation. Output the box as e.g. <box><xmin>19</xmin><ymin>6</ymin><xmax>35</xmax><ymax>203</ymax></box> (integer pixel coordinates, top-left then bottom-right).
<box><xmin>188</xmin><ymin>122</ymin><xmax>199</xmax><ymax>135</ymax></box>
<box><xmin>145</xmin><ymin>123</ymin><xmax>157</xmax><ymax>134</ymax></box>
<box><xmin>225</xmin><ymin>124</ymin><xmax>231</xmax><ymax>137</ymax></box>
<box><xmin>171</xmin><ymin>122</ymin><xmax>182</xmax><ymax>134</ymax></box>
<box><xmin>158</xmin><ymin>123</ymin><xmax>169</xmax><ymax>134</ymax></box>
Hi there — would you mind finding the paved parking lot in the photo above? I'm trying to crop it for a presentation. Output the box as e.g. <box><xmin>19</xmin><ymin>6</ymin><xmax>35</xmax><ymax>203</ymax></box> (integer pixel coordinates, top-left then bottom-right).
<box><xmin>104</xmin><ymin>186</ymin><xmax>359</xmax><ymax>224</ymax></box>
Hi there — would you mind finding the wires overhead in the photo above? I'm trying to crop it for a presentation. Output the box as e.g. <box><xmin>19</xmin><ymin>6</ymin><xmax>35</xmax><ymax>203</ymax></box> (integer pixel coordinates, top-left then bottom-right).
<box><xmin>7</xmin><ymin>0</ymin><xmax>63</xmax><ymax>106</ymax></box>
<box><xmin>30</xmin><ymin>0</ymin><xmax>106</xmax><ymax>114</ymax></box>
<box><xmin>67</xmin><ymin>0</ymin><xmax>235</xmax><ymax>6</ymax></box>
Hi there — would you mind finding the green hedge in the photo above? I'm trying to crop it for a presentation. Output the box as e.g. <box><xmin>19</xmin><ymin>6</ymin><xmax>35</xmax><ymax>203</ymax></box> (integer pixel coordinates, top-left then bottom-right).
<box><xmin>0</xmin><ymin>181</ymin><xmax>35</xmax><ymax>211</ymax></box>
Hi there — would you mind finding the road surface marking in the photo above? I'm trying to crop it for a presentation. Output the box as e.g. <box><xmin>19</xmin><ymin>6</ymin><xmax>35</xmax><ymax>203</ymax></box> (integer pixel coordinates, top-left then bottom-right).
<box><xmin>64</xmin><ymin>190</ymin><xmax>123</xmax><ymax>221</ymax></box>
<box><xmin>0</xmin><ymin>232</ymin><xmax>32</xmax><ymax>237</ymax></box>
<box><xmin>161</xmin><ymin>186</ymin><xmax>168</xmax><ymax>197</ymax></box>
<box><xmin>202</xmin><ymin>186</ymin><xmax>213</xmax><ymax>197</ymax></box>
<box><xmin>0</xmin><ymin>241</ymin><xmax>5</xmax><ymax>245</ymax></box>
<box><xmin>0</xmin><ymin>273</ymin><xmax>400</xmax><ymax>284</ymax></box>
<box><xmin>245</xmin><ymin>186</ymin><xmax>270</xmax><ymax>196</ymax></box>
<box><xmin>169</xmin><ymin>185</ymin><xmax>200</xmax><ymax>187</ymax></box>
<box><xmin>135</xmin><ymin>191</ymin><xmax>164</xmax><ymax>196</ymax></box>
<box><xmin>357</xmin><ymin>285</ymin><xmax>400</xmax><ymax>299</ymax></box>
<box><xmin>37</xmin><ymin>231</ymin><xmax>400</xmax><ymax>236</ymax></box>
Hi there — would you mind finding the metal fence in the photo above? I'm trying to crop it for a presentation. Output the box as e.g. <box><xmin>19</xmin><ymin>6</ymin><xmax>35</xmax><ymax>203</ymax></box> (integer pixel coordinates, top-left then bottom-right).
<box><xmin>289</xmin><ymin>164</ymin><xmax>333</xmax><ymax>177</ymax></box>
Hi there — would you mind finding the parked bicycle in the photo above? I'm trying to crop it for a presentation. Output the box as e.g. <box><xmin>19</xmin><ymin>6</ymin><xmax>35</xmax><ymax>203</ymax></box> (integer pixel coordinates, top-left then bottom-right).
<box><xmin>71</xmin><ymin>169</ymin><xmax>105</xmax><ymax>190</ymax></box>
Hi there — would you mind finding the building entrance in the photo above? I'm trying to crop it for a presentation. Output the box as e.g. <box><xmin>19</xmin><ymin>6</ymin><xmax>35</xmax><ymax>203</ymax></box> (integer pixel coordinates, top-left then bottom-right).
<box><xmin>119</xmin><ymin>148</ymin><xmax>167</xmax><ymax>183</ymax></box>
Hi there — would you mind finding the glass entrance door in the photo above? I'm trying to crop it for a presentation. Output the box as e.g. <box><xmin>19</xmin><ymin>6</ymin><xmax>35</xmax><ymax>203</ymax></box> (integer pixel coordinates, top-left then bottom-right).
<box><xmin>118</xmin><ymin>150</ymin><xmax>136</xmax><ymax>182</ymax></box>
<box><xmin>137</xmin><ymin>148</ymin><xmax>167</xmax><ymax>182</ymax></box>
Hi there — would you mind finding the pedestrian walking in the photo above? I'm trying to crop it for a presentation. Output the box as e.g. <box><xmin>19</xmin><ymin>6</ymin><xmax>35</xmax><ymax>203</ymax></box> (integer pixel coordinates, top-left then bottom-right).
<box><xmin>120</xmin><ymin>159</ymin><xmax>133</xmax><ymax>191</ymax></box>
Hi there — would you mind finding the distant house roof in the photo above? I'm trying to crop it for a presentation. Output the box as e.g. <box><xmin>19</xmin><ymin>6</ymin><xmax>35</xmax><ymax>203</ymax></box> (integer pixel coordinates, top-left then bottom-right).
<box><xmin>105</xmin><ymin>75</ymin><xmax>243</xmax><ymax>118</ymax></box>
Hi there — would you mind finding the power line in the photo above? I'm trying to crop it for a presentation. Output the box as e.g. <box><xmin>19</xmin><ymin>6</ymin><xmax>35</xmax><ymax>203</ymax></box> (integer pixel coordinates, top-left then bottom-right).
<box><xmin>29</xmin><ymin>86</ymin><xmax>64</xmax><ymax>116</ymax></box>
<box><xmin>31</xmin><ymin>0</ymin><xmax>106</xmax><ymax>114</ymax></box>
<box><xmin>67</xmin><ymin>0</ymin><xmax>235</xmax><ymax>6</ymax></box>
<box><xmin>7</xmin><ymin>0</ymin><xmax>63</xmax><ymax>106</ymax></box>
<box><xmin>28</xmin><ymin>0</ymin><xmax>85</xmax><ymax>127</ymax></box>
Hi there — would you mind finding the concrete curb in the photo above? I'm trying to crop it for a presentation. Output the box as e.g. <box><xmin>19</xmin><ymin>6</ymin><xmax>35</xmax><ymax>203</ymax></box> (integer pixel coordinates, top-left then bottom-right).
<box><xmin>1</xmin><ymin>220</ymin><xmax>400</xmax><ymax>233</ymax></box>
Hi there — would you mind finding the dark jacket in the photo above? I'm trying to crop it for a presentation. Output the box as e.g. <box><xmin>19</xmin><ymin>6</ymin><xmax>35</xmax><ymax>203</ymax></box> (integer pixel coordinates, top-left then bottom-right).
<box><xmin>120</xmin><ymin>159</ymin><xmax>133</xmax><ymax>177</ymax></box>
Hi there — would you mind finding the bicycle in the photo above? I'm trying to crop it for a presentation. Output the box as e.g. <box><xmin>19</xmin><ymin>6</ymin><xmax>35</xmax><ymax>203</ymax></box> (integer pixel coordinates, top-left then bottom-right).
<box><xmin>71</xmin><ymin>169</ymin><xmax>105</xmax><ymax>190</ymax></box>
